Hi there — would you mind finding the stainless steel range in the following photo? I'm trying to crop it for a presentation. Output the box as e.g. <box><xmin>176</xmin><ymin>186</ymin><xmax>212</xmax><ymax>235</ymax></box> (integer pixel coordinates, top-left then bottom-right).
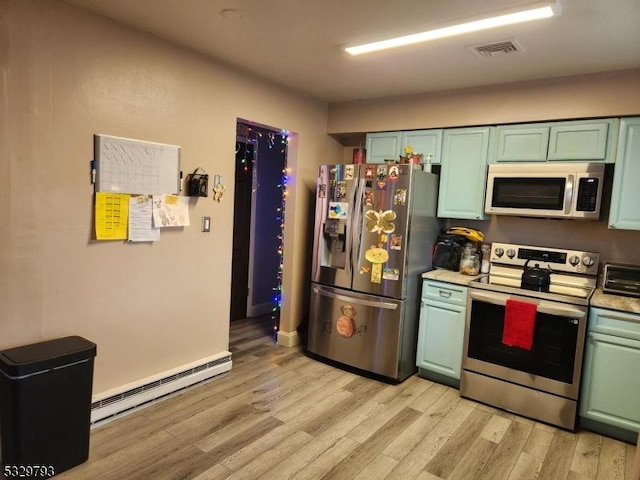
<box><xmin>461</xmin><ymin>242</ymin><xmax>599</xmax><ymax>430</ymax></box>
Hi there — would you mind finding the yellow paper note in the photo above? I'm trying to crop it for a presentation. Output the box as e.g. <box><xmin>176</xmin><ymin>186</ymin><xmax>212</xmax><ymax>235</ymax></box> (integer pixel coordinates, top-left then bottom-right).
<box><xmin>95</xmin><ymin>192</ymin><xmax>130</xmax><ymax>240</ymax></box>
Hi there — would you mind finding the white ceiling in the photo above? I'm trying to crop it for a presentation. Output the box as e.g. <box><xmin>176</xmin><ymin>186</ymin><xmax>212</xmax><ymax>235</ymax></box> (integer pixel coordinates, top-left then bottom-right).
<box><xmin>63</xmin><ymin>0</ymin><xmax>640</xmax><ymax>103</ymax></box>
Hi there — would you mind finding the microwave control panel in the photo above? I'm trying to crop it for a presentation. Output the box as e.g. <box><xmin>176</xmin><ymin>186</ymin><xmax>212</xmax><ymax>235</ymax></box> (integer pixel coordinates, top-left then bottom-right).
<box><xmin>576</xmin><ymin>177</ymin><xmax>599</xmax><ymax>212</ymax></box>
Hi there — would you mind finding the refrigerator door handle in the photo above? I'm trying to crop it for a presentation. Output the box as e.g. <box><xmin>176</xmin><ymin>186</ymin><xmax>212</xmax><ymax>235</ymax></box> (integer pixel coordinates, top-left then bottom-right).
<box><xmin>313</xmin><ymin>286</ymin><xmax>398</xmax><ymax>310</ymax></box>
<box><xmin>351</xmin><ymin>177</ymin><xmax>365</xmax><ymax>277</ymax></box>
<box><xmin>344</xmin><ymin>176</ymin><xmax>358</xmax><ymax>279</ymax></box>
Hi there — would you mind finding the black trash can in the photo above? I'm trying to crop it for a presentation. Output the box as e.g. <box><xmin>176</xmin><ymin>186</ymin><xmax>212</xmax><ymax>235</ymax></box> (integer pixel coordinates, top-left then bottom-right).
<box><xmin>0</xmin><ymin>336</ymin><xmax>97</xmax><ymax>478</ymax></box>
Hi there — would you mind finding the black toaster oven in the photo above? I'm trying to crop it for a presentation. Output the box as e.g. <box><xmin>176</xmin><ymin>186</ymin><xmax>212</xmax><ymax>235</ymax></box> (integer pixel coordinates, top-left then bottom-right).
<box><xmin>603</xmin><ymin>263</ymin><xmax>640</xmax><ymax>298</ymax></box>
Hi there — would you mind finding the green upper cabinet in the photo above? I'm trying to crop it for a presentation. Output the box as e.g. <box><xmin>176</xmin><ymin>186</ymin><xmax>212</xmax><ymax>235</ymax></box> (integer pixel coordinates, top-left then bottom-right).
<box><xmin>438</xmin><ymin>126</ymin><xmax>493</xmax><ymax>220</ymax></box>
<box><xmin>548</xmin><ymin>119</ymin><xmax>618</xmax><ymax>161</ymax></box>
<box><xmin>401</xmin><ymin>129</ymin><xmax>443</xmax><ymax>164</ymax></box>
<box><xmin>491</xmin><ymin>118</ymin><xmax>619</xmax><ymax>163</ymax></box>
<box><xmin>609</xmin><ymin>117</ymin><xmax>640</xmax><ymax>230</ymax></box>
<box><xmin>365</xmin><ymin>132</ymin><xmax>401</xmax><ymax>164</ymax></box>
<box><xmin>366</xmin><ymin>130</ymin><xmax>443</xmax><ymax>164</ymax></box>
<box><xmin>495</xmin><ymin>124</ymin><xmax>550</xmax><ymax>162</ymax></box>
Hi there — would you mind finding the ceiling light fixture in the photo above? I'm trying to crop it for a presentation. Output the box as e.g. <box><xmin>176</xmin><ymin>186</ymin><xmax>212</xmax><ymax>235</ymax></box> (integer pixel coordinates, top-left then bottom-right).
<box><xmin>345</xmin><ymin>2</ymin><xmax>559</xmax><ymax>56</ymax></box>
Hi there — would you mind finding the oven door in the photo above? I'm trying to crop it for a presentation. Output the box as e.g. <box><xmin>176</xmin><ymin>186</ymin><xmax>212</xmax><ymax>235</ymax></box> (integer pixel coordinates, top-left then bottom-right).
<box><xmin>462</xmin><ymin>289</ymin><xmax>588</xmax><ymax>399</ymax></box>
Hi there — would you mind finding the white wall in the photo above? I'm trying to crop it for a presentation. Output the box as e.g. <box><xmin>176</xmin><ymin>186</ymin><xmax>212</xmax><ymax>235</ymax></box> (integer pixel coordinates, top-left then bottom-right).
<box><xmin>0</xmin><ymin>0</ymin><xmax>343</xmax><ymax>395</ymax></box>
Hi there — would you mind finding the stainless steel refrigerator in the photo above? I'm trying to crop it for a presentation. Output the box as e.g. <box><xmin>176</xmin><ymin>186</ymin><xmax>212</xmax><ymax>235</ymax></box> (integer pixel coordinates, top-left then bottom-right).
<box><xmin>308</xmin><ymin>163</ymin><xmax>439</xmax><ymax>382</ymax></box>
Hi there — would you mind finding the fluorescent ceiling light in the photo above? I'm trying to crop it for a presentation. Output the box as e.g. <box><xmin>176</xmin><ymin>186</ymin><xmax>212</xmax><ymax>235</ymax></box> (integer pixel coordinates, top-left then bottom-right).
<box><xmin>345</xmin><ymin>3</ymin><xmax>558</xmax><ymax>56</ymax></box>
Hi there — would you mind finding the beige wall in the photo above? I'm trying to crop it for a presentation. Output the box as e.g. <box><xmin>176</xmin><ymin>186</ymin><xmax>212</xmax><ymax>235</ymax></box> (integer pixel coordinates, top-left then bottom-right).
<box><xmin>328</xmin><ymin>69</ymin><xmax>640</xmax><ymax>267</ymax></box>
<box><xmin>0</xmin><ymin>0</ymin><xmax>342</xmax><ymax>395</ymax></box>
<box><xmin>328</xmin><ymin>68</ymin><xmax>640</xmax><ymax>134</ymax></box>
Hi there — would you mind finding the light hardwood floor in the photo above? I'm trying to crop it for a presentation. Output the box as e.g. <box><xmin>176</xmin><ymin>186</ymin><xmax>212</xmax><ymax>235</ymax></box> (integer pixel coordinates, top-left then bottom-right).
<box><xmin>55</xmin><ymin>316</ymin><xmax>637</xmax><ymax>480</ymax></box>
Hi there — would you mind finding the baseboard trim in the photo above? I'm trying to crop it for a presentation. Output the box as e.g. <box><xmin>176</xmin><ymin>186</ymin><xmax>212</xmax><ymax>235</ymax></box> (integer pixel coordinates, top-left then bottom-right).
<box><xmin>90</xmin><ymin>351</ymin><xmax>232</xmax><ymax>425</ymax></box>
<box><xmin>277</xmin><ymin>330</ymin><xmax>300</xmax><ymax>348</ymax></box>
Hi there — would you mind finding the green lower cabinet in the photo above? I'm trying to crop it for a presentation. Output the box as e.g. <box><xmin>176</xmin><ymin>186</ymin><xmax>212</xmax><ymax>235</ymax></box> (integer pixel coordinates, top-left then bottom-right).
<box><xmin>416</xmin><ymin>293</ymin><xmax>466</xmax><ymax>387</ymax></box>
<box><xmin>579</xmin><ymin>309</ymin><xmax>640</xmax><ymax>442</ymax></box>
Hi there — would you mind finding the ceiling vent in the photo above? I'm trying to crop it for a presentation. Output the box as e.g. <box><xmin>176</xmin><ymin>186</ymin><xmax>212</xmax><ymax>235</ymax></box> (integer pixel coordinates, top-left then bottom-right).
<box><xmin>469</xmin><ymin>39</ymin><xmax>524</xmax><ymax>58</ymax></box>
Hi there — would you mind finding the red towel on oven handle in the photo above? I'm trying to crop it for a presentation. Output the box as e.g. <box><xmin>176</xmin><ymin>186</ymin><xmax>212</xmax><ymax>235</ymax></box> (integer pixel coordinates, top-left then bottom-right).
<box><xmin>502</xmin><ymin>299</ymin><xmax>537</xmax><ymax>351</ymax></box>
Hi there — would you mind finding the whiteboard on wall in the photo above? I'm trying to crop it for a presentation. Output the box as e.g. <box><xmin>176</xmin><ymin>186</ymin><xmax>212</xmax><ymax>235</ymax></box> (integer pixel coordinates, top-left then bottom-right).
<box><xmin>95</xmin><ymin>134</ymin><xmax>181</xmax><ymax>194</ymax></box>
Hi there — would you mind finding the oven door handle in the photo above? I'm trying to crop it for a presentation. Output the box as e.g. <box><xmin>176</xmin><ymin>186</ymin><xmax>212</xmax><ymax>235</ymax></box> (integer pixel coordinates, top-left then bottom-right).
<box><xmin>469</xmin><ymin>290</ymin><xmax>586</xmax><ymax>319</ymax></box>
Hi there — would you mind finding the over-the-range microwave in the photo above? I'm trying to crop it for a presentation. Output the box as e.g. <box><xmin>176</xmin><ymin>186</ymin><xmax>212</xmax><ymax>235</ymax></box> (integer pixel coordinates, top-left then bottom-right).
<box><xmin>484</xmin><ymin>162</ymin><xmax>605</xmax><ymax>220</ymax></box>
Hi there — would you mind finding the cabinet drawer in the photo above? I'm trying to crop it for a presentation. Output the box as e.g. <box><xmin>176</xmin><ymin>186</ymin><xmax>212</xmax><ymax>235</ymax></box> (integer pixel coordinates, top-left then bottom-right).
<box><xmin>589</xmin><ymin>307</ymin><xmax>640</xmax><ymax>340</ymax></box>
<box><xmin>422</xmin><ymin>280</ymin><xmax>468</xmax><ymax>306</ymax></box>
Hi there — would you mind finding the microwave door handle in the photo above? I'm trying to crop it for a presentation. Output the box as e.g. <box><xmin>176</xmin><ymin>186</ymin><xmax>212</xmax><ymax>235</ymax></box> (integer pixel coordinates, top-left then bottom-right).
<box><xmin>469</xmin><ymin>290</ymin><xmax>585</xmax><ymax>319</ymax></box>
<box><xmin>564</xmin><ymin>174</ymin><xmax>574</xmax><ymax>214</ymax></box>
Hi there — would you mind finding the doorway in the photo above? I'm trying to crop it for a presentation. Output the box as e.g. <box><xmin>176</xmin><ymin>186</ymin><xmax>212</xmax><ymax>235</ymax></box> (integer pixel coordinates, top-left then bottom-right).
<box><xmin>230</xmin><ymin>136</ymin><xmax>254</xmax><ymax>321</ymax></box>
<box><xmin>230</xmin><ymin>121</ymin><xmax>287</xmax><ymax>326</ymax></box>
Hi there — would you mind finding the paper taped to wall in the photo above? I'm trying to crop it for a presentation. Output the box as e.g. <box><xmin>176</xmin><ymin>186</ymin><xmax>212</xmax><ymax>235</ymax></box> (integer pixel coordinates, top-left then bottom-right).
<box><xmin>129</xmin><ymin>196</ymin><xmax>160</xmax><ymax>242</ymax></box>
<box><xmin>152</xmin><ymin>195</ymin><xmax>190</xmax><ymax>227</ymax></box>
<box><xmin>95</xmin><ymin>193</ymin><xmax>129</xmax><ymax>240</ymax></box>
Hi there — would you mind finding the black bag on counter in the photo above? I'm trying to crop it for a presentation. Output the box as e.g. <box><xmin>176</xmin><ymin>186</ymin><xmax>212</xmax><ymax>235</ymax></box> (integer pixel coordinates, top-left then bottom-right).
<box><xmin>432</xmin><ymin>234</ymin><xmax>468</xmax><ymax>271</ymax></box>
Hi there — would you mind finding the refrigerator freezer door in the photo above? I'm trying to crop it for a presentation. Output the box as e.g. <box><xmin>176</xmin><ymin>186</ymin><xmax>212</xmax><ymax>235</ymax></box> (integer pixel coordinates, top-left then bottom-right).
<box><xmin>312</xmin><ymin>164</ymin><xmax>360</xmax><ymax>290</ymax></box>
<box><xmin>307</xmin><ymin>284</ymin><xmax>406</xmax><ymax>380</ymax></box>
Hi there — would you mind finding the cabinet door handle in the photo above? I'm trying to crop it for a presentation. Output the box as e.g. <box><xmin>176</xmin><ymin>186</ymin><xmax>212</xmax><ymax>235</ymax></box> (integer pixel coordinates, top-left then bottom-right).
<box><xmin>438</xmin><ymin>290</ymin><xmax>452</xmax><ymax>298</ymax></box>
<box><xmin>600</xmin><ymin>312</ymin><xmax>638</xmax><ymax>323</ymax></box>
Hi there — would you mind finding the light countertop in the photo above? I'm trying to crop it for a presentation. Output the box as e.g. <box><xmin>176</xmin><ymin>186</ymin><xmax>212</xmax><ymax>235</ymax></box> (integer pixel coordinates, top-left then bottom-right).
<box><xmin>423</xmin><ymin>272</ymin><xmax>640</xmax><ymax>316</ymax></box>
<box><xmin>422</xmin><ymin>269</ymin><xmax>486</xmax><ymax>286</ymax></box>
<box><xmin>590</xmin><ymin>289</ymin><xmax>640</xmax><ymax>315</ymax></box>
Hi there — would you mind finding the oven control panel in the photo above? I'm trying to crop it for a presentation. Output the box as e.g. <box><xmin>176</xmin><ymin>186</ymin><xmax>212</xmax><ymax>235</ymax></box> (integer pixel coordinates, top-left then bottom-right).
<box><xmin>490</xmin><ymin>243</ymin><xmax>599</xmax><ymax>275</ymax></box>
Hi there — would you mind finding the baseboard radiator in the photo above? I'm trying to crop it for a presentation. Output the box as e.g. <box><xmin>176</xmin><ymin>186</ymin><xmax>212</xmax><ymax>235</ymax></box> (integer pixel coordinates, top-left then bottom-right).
<box><xmin>90</xmin><ymin>352</ymin><xmax>232</xmax><ymax>425</ymax></box>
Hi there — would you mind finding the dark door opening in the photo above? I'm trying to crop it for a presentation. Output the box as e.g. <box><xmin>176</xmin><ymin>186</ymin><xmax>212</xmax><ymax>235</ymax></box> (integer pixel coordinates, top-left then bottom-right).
<box><xmin>230</xmin><ymin>139</ymin><xmax>254</xmax><ymax>321</ymax></box>
<box><xmin>231</xmin><ymin>122</ymin><xmax>287</xmax><ymax>325</ymax></box>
